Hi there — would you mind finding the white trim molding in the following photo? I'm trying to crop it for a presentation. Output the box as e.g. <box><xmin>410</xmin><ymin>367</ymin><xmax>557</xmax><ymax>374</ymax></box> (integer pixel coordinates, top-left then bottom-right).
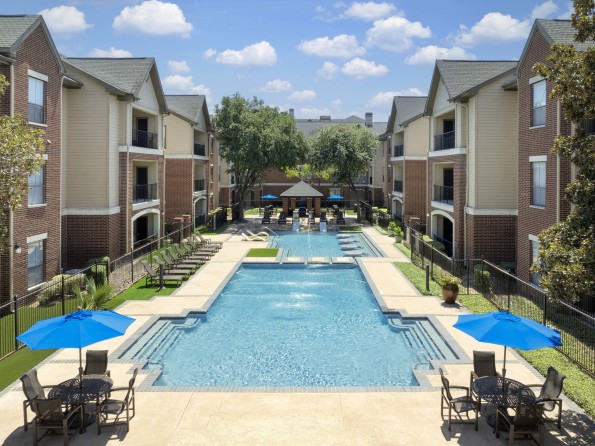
<box><xmin>404</xmin><ymin>155</ymin><xmax>427</xmax><ymax>161</ymax></box>
<box><xmin>62</xmin><ymin>206</ymin><xmax>121</xmax><ymax>216</ymax></box>
<box><xmin>27</xmin><ymin>69</ymin><xmax>48</xmax><ymax>82</ymax></box>
<box><xmin>164</xmin><ymin>153</ymin><xmax>193</xmax><ymax>159</ymax></box>
<box><xmin>392</xmin><ymin>191</ymin><xmax>403</xmax><ymax>198</ymax></box>
<box><xmin>529</xmin><ymin>75</ymin><xmax>544</xmax><ymax>85</ymax></box>
<box><xmin>529</xmin><ymin>155</ymin><xmax>547</xmax><ymax>163</ymax></box>
<box><xmin>118</xmin><ymin>145</ymin><xmax>164</xmax><ymax>156</ymax></box>
<box><xmin>528</xmin><ymin>234</ymin><xmax>539</xmax><ymax>242</ymax></box>
<box><xmin>429</xmin><ymin>147</ymin><xmax>467</xmax><ymax>157</ymax></box>
<box><xmin>431</xmin><ymin>201</ymin><xmax>454</xmax><ymax>213</ymax></box>
<box><xmin>132</xmin><ymin>199</ymin><xmax>161</xmax><ymax>212</ymax></box>
<box><xmin>465</xmin><ymin>207</ymin><xmax>518</xmax><ymax>216</ymax></box>
<box><xmin>26</xmin><ymin>232</ymin><xmax>48</xmax><ymax>244</ymax></box>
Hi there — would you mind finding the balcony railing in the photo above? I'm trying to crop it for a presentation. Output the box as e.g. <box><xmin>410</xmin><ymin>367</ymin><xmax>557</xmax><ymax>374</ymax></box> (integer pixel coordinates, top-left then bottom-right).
<box><xmin>432</xmin><ymin>233</ymin><xmax>453</xmax><ymax>257</ymax></box>
<box><xmin>28</xmin><ymin>103</ymin><xmax>45</xmax><ymax>124</ymax></box>
<box><xmin>133</xmin><ymin>183</ymin><xmax>157</xmax><ymax>202</ymax></box>
<box><xmin>133</xmin><ymin>128</ymin><xmax>158</xmax><ymax>149</ymax></box>
<box><xmin>434</xmin><ymin>130</ymin><xmax>455</xmax><ymax>151</ymax></box>
<box><xmin>393</xmin><ymin>144</ymin><xmax>404</xmax><ymax>157</ymax></box>
<box><xmin>194</xmin><ymin>179</ymin><xmax>206</xmax><ymax>192</ymax></box>
<box><xmin>532</xmin><ymin>106</ymin><xmax>546</xmax><ymax>127</ymax></box>
<box><xmin>355</xmin><ymin>175</ymin><xmax>367</xmax><ymax>184</ymax></box>
<box><xmin>194</xmin><ymin>143</ymin><xmax>206</xmax><ymax>156</ymax></box>
<box><xmin>433</xmin><ymin>184</ymin><xmax>454</xmax><ymax>204</ymax></box>
<box><xmin>393</xmin><ymin>180</ymin><xmax>403</xmax><ymax>193</ymax></box>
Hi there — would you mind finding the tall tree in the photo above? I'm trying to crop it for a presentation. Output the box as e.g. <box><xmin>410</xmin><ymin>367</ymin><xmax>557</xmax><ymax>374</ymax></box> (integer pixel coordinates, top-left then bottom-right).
<box><xmin>214</xmin><ymin>94</ymin><xmax>306</xmax><ymax>219</ymax></box>
<box><xmin>0</xmin><ymin>74</ymin><xmax>45</xmax><ymax>250</ymax></box>
<box><xmin>310</xmin><ymin>123</ymin><xmax>378</xmax><ymax>218</ymax></box>
<box><xmin>532</xmin><ymin>0</ymin><xmax>595</xmax><ymax>306</ymax></box>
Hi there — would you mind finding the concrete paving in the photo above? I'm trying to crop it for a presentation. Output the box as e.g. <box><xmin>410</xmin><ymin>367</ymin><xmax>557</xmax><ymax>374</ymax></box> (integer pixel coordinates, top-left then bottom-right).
<box><xmin>1</xmin><ymin>224</ymin><xmax>593</xmax><ymax>445</ymax></box>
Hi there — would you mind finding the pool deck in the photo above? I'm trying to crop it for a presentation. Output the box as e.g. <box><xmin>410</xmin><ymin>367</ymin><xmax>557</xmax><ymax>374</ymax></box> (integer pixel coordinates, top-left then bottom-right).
<box><xmin>1</xmin><ymin>223</ymin><xmax>593</xmax><ymax>445</ymax></box>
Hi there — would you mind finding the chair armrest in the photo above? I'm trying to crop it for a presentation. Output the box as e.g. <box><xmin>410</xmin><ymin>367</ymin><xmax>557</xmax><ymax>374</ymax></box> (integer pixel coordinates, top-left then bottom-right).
<box><xmin>449</xmin><ymin>385</ymin><xmax>471</xmax><ymax>397</ymax></box>
<box><xmin>535</xmin><ymin>396</ymin><xmax>561</xmax><ymax>404</ymax></box>
<box><xmin>525</xmin><ymin>383</ymin><xmax>543</xmax><ymax>390</ymax></box>
<box><xmin>496</xmin><ymin>406</ymin><xmax>513</xmax><ymax>426</ymax></box>
<box><xmin>109</xmin><ymin>386</ymin><xmax>129</xmax><ymax>392</ymax></box>
<box><xmin>64</xmin><ymin>404</ymin><xmax>83</xmax><ymax>421</ymax></box>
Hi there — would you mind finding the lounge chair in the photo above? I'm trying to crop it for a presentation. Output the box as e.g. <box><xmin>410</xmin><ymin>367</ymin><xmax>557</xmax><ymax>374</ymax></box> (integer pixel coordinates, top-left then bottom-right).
<box><xmin>439</xmin><ymin>368</ymin><xmax>479</xmax><ymax>431</ymax></box>
<box><xmin>470</xmin><ymin>350</ymin><xmax>502</xmax><ymax>406</ymax></box>
<box><xmin>97</xmin><ymin>368</ymin><xmax>138</xmax><ymax>434</ymax></box>
<box><xmin>195</xmin><ymin>231</ymin><xmax>223</xmax><ymax>248</ymax></box>
<box><xmin>277</xmin><ymin>212</ymin><xmax>286</xmax><ymax>224</ymax></box>
<box><xmin>153</xmin><ymin>256</ymin><xmax>192</xmax><ymax>276</ymax></box>
<box><xmin>20</xmin><ymin>369</ymin><xmax>55</xmax><ymax>431</ymax></box>
<box><xmin>32</xmin><ymin>398</ymin><xmax>84</xmax><ymax>445</ymax></box>
<box><xmin>163</xmin><ymin>249</ymin><xmax>202</xmax><ymax>270</ymax></box>
<box><xmin>527</xmin><ymin>366</ymin><xmax>566</xmax><ymax>429</ymax></box>
<box><xmin>320</xmin><ymin>211</ymin><xmax>327</xmax><ymax>223</ymax></box>
<box><xmin>336</xmin><ymin>211</ymin><xmax>345</xmax><ymax>225</ymax></box>
<box><xmin>496</xmin><ymin>403</ymin><xmax>544</xmax><ymax>445</ymax></box>
<box><xmin>141</xmin><ymin>260</ymin><xmax>184</xmax><ymax>286</ymax></box>
<box><xmin>189</xmin><ymin>236</ymin><xmax>219</xmax><ymax>252</ymax></box>
<box><xmin>174</xmin><ymin>243</ymin><xmax>211</xmax><ymax>261</ymax></box>
<box><xmin>246</xmin><ymin>230</ymin><xmax>269</xmax><ymax>237</ymax></box>
<box><xmin>84</xmin><ymin>350</ymin><xmax>110</xmax><ymax>377</ymax></box>
<box><xmin>241</xmin><ymin>233</ymin><xmax>266</xmax><ymax>241</ymax></box>
<box><xmin>261</xmin><ymin>211</ymin><xmax>271</xmax><ymax>224</ymax></box>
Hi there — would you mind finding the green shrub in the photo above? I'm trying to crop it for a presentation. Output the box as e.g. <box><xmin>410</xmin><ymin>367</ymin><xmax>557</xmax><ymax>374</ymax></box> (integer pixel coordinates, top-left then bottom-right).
<box><xmin>474</xmin><ymin>265</ymin><xmax>493</xmax><ymax>295</ymax></box>
<box><xmin>387</xmin><ymin>221</ymin><xmax>397</xmax><ymax>233</ymax></box>
<box><xmin>38</xmin><ymin>273</ymin><xmax>86</xmax><ymax>306</ymax></box>
<box><xmin>86</xmin><ymin>256</ymin><xmax>110</xmax><ymax>286</ymax></box>
<box><xmin>393</xmin><ymin>226</ymin><xmax>404</xmax><ymax>237</ymax></box>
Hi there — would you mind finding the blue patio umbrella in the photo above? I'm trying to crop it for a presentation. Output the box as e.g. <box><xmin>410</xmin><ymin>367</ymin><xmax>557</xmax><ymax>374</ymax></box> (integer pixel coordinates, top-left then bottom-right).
<box><xmin>453</xmin><ymin>310</ymin><xmax>561</xmax><ymax>376</ymax></box>
<box><xmin>328</xmin><ymin>195</ymin><xmax>343</xmax><ymax>200</ymax></box>
<box><xmin>261</xmin><ymin>194</ymin><xmax>278</xmax><ymax>199</ymax></box>
<box><xmin>17</xmin><ymin>309</ymin><xmax>135</xmax><ymax>377</ymax></box>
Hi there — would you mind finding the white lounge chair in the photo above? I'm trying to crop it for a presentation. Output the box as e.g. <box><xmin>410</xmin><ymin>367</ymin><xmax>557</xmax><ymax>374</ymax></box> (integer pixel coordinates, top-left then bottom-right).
<box><xmin>246</xmin><ymin>230</ymin><xmax>269</xmax><ymax>237</ymax></box>
<box><xmin>241</xmin><ymin>233</ymin><xmax>266</xmax><ymax>242</ymax></box>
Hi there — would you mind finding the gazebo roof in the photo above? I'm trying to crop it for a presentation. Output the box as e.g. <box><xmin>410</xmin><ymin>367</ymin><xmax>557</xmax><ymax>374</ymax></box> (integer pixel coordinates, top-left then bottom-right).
<box><xmin>280</xmin><ymin>181</ymin><xmax>323</xmax><ymax>197</ymax></box>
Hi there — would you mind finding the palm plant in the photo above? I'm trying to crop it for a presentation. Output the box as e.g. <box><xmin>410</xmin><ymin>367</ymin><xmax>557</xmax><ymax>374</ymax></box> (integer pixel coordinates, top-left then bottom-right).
<box><xmin>73</xmin><ymin>277</ymin><xmax>114</xmax><ymax>310</ymax></box>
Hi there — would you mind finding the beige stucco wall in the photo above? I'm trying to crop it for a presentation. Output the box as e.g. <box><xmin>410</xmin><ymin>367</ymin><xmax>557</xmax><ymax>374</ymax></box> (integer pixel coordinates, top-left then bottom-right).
<box><xmin>164</xmin><ymin>113</ymin><xmax>193</xmax><ymax>154</ymax></box>
<box><xmin>63</xmin><ymin>72</ymin><xmax>110</xmax><ymax>207</ymax></box>
<box><xmin>373</xmin><ymin>143</ymin><xmax>385</xmax><ymax>188</ymax></box>
<box><xmin>136</xmin><ymin>74</ymin><xmax>160</xmax><ymax>112</ymax></box>
<box><xmin>108</xmin><ymin>96</ymin><xmax>121</xmax><ymax>207</ymax></box>
<box><xmin>474</xmin><ymin>81</ymin><xmax>518</xmax><ymax>208</ymax></box>
<box><xmin>432</xmin><ymin>80</ymin><xmax>451</xmax><ymax>116</ymax></box>
<box><xmin>467</xmin><ymin>97</ymin><xmax>477</xmax><ymax>207</ymax></box>
<box><xmin>404</xmin><ymin>117</ymin><xmax>429</xmax><ymax>156</ymax></box>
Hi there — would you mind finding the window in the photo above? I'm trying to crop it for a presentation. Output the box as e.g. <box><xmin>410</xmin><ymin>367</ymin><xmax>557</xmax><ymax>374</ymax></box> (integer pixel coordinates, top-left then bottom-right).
<box><xmin>530</xmin><ymin>239</ymin><xmax>541</xmax><ymax>286</ymax></box>
<box><xmin>28</xmin><ymin>239</ymin><xmax>44</xmax><ymax>287</ymax></box>
<box><xmin>28</xmin><ymin>76</ymin><xmax>46</xmax><ymax>124</ymax></box>
<box><xmin>28</xmin><ymin>166</ymin><xmax>44</xmax><ymax>205</ymax></box>
<box><xmin>531</xmin><ymin>161</ymin><xmax>546</xmax><ymax>207</ymax></box>
<box><xmin>531</xmin><ymin>80</ymin><xmax>546</xmax><ymax>127</ymax></box>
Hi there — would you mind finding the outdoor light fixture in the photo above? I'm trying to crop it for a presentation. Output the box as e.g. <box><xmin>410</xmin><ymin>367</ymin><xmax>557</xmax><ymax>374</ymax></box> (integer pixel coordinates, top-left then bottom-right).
<box><xmin>14</xmin><ymin>244</ymin><xmax>22</xmax><ymax>254</ymax></box>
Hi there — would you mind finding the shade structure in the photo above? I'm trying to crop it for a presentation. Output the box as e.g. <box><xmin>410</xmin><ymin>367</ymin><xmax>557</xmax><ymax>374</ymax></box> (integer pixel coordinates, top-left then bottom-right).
<box><xmin>17</xmin><ymin>309</ymin><xmax>135</xmax><ymax>374</ymax></box>
<box><xmin>453</xmin><ymin>311</ymin><xmax>561</xmax><ymax>376</ymax></box>
<box><xmin>328</xmin><ymin>195</ymin><xmax>343</xmax><ymax>200</ymax></box>
<box><xmin>261</xmin><ymin>194</ymin><xmax>278</xmax><ymax>199</ymax></box>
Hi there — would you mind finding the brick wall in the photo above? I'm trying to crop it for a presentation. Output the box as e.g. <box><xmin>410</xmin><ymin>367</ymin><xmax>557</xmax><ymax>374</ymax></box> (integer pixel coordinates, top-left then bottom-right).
<box><xmin>0</xmin><ymin>24</ymin><xmax>62</xmax><ymax>301</ymax></box>
<box><xmin>165</xmin><ymin>159</ymin><xmax>192</xmax><ymax>221</ymax></box>
<box><xmin>63</xmin><ymin>214</ymin><xmax>121</xmax><ymax>268</ymax></box>
<box><xmin>466</xmin><ymin>215</ymin><xmax>517</xmax><ymax>264</ymax></box>
<box><xmin>403</xmin><ymin>160</ymin><xmax>426</xmax><ymax>222</ymax></box>
<box><xmin>517</xmin><ymin>29</ymin><xmax>573</xmax><ymax>282</ymax></box>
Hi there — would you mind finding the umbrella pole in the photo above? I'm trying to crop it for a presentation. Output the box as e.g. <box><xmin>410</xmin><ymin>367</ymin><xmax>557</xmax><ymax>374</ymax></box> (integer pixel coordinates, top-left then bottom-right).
<box><xmin>502</xmin><ymin>346</ymin><xmax>507</xmax><ymax>377</ymax></box>
<box><xmin>79</xmin><ymin>348</ymin><xmax>83</xmax><ymax>389</ymax></box>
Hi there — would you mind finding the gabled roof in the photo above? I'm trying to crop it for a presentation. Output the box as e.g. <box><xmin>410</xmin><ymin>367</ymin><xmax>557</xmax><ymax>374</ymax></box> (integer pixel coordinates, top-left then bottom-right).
<box><xmin>392</xmin><ymin>96</ymin><xmax>428</xmax><ymax>130</ymax></box>
<box><xmin>62</xmin><ymin>57</ymin><xmax>167</xmax><ymax>109</ymax></box>
<box><xmin>165</xmin><ymin>94</ymin><xmax>211</xmax><ymax>129</ymax></box>
<box><xmin>0</xmin><ymin>15</ymin><xmax>63</xmax><ymax>71</ymax></box>
<box><xmin>517</xmin><ymin>19</ymin><xmax>595</xmax><ymax>75</ymax></box>
<box><xmin>425</xmin><ymin>60</ymin><xmax>517</xmax><ymax>115</ymax></box>
<box><xmin>280</xmin><ymin>180</ymin><xmax>323</xmax><ymax>197</ymax></box>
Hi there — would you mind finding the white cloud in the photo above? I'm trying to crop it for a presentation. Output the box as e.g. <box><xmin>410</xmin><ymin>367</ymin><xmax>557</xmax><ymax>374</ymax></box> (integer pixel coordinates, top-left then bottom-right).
<box><xmin>167</xmin><ymin>60</ymin><xmax>190</xmax><ymax>73</ymax></box>
<box><xmin>454</xmin><ymin>12</ymin><xmax>531</xmax><ymax>47</ymax></box>
<box><xmin>342</xmin><ymin>58</ymin><xmax>388</xmax><ymax>79</ymax></box>
<box><xmin>203</xmin><ymin>48</ymin><xmax>217</xmax><ymax>59</ymax></box>
<box><xmin>260</xmin><ymin>79</ymin><xmax>293</xmax><ymax>93</ymax></box>
<box><xmin>113</xmin><ymin>0</ymin><xmax>193</xmax><ymax>38</ymax></box>
<box><xmin>557</xmin><ymin>2</ymin><xmax>573</xmax><ymax>19</ymax></box>
<box><xmin>365</xmin><ymin>88</ymin><xmax>424</xmax><ymax>108</ymax></box>
<box><xmin>531</xmin><ymin>1</ymin><xmax>559</xmax><ymax>20</ymax></box>
<box><xmin>215</xmin><ymin>41</ymin><xmax>277</xmax><ymax>66</ymax></box>
<box><xmin>343</xmin><ymin>2</ymin><xmax>397</xmax><ymax>21</ymax></box>
<box><xmin>89</xmin><ymin>47</ymin><xmax>133</xmax><ymax>58</ymax></box>
<box><xmin>39</xmin><ymin>5</ymin><xmax>92</xmax><ymax>34</ymax></box>
<box><xmin>288</xmin><ymin>90</ymin><xmax>317</xmax><ymax>102</ymax></box>
<box><xmin>332</xmin><ymin>99</ymin><xmax>343</xmax><ymax>106</ymax></box>
<box><xmin>405</xmin><ymin>45</ymin><xmax>476</xmax><ymax>65</ymax></box>
<box><xmin>297</xmin><ymin>34</ymin><xmax>365</xmax><ymax>58</ymax></box>
<box><xmin>162</xmin><ymin>75</ymin><xmax>212</xmax><ymax>100</ymax></box>
<box><xmin>317</xmin><ymin>61</ymin><xmax>339</xmax><ymax>80</ymax></box>
<box><xmin>297</xmin><ymin>107</ymin><xmax>332</xmax><ymax>118</ymax></box>
<box><xmin>365</xmin><ymin>16</ymin><xmax>431</xmax><ymax>52</ymax></box>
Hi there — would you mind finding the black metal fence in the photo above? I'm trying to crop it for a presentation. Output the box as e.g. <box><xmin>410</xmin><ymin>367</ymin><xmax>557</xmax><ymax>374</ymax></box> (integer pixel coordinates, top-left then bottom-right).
<box><xmin>405</xmin><ymin>226</ymin><xmax>595</xmax><ymax>378</ymax></box>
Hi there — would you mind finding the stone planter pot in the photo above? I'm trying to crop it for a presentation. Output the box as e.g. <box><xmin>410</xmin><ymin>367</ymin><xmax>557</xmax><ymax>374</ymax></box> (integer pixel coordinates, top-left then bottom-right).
<box><xmin>394</xmin><ymin>235</ymin><xmax>403</xmax><ymax>243</ymax></box>
<box><xmin>441</xmin><ymin>284</ymin><xmax>459</xmax><ymax>304</ymax></box>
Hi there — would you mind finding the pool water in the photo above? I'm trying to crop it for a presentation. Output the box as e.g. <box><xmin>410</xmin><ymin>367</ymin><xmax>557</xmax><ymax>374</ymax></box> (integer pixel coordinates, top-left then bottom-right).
<box><xmin>124</xmin><ymin>265</ymin><xmax>455</xmax><ymax>387</ymax></box>
<box><xmin>272</xmin><ymin>232</ymin><xmax>380</xmax><ymax>258</ymax></box>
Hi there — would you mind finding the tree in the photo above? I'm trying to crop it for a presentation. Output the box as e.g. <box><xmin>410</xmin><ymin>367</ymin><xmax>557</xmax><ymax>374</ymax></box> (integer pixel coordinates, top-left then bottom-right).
<box><xmin>283</xmin><ymin>162</ymin><xmax>333</xmax><ymax>186</ymax></box>
<box><xmin>310</xmin><ymin>124</ymin><xmax>378</xmax><ymax>218</ymax></box>
<box><xmin>531</xmin><ymin>0</ymin><xmax>595</xmax><ymax>306</ymax></box>
<box><xmin>0</xmin><ymin>74</ymin><xmax>45</xmax><ymax>251</ymax></box>
<box><xmin>214</xmin><ymin>94</ymin><xmax>306</xmax><ymax>219</ymax></box>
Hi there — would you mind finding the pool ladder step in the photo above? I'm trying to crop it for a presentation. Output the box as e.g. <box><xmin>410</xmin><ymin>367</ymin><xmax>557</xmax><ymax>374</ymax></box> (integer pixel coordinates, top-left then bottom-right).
<box><xmin>388</xmin><ymin>318</ymin><xmax>444</xmax><ymax>361</ymax></box>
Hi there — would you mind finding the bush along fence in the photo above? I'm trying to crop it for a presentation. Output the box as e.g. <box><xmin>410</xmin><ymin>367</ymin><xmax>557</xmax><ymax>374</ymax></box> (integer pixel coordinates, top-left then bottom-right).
<box><xmin>0</xmin><ymin>222</ymin><xmax>196</xmax><ymax>361</ymax></box>
<box><xmin>404</xmin><ymin>225</ymin><xmax>595</xmax><ymax>379</ymax></box>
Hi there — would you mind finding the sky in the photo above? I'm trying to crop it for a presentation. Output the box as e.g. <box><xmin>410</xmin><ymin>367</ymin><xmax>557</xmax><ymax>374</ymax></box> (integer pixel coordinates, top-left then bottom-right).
<box><xmin>3</xmin><ymin>0</ymin><xmax>573</xmax><ymax>121</ymax></box>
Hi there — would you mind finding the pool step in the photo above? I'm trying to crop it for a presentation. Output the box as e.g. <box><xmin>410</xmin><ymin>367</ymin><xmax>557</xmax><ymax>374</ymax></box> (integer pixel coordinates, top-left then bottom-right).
<box><xmin>388</xmin><ymin>317</ymin><xmax>455</xmax><ymax>362</ymax></box>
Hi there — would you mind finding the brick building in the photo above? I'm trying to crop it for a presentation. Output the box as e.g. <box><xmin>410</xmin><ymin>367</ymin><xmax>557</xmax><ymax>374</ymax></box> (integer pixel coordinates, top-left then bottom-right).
<box><xmin>61</xmin><ymin>57</ymin><xmax>167</xmax><ymax>268</ymax></box>
<box><xmin>515</xmin><ymin>19</ymin><xmax>595</xmax><ymax>284</ymax></box>
<box><xmin>0</xmin><ymin>15</ymin><xmax>66</xmax><ymax>301</ymax></box>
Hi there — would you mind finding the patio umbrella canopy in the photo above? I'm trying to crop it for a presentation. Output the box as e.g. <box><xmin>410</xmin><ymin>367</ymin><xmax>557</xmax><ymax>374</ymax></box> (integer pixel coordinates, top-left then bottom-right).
<box><xmin>17</xmin><ymin>309</ymin><xmax>135</xmax><ymax>375</ymax></box>
<box><xmin>260</xmin><ymin>194</ymin><xmax>278</xmax><ymax>199</ymax></box>
<box><xmin>453</xmin><ymin>310</ymin><xmax>562</xmax><ymax>376</ymax></box>
<box><xmin>328</xmin><ymin>195</ymin><xmax>343</xmax><ymax>199</ymax></box>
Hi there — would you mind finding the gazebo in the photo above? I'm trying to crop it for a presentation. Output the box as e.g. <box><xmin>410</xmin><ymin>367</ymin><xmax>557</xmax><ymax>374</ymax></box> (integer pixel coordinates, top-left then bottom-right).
<box><xmin>280</xmin><ymin>181</ymin><xmax>323</xmax><ymax>217</ymax></box>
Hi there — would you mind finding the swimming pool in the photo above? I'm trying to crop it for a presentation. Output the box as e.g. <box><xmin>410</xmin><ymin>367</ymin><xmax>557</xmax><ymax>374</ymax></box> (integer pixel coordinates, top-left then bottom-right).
<box><xmin>272</xmin><ymin>232</ymin><xmax>381</xmax><ymax>258</ymax></box>
<box><xmin>122</xmin><ymin>264</ymin><xmax>457</xmax><ymax>387</ymax></box>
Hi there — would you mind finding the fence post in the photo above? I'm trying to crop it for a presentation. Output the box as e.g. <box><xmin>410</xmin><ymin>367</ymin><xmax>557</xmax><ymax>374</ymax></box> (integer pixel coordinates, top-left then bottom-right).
<box><xmin>430</xmin><ymin>245</ymin><xmax>434</xmax><ymax>278</ymax></box>
<box><xmin>94</xmin><ymin>260</ymin><xmax>98</xmax><ymax>286</ymax></box>
<box><xmin>425</xmin><ymin>265</ymin><xmax>430</xmax><ymax>291</ymax></box>
<box><xmin>61</xmin><ymin>274</ymin><xmax>65</xmax><ymax>315</ymax></box>
<box><xmin>507</xmin><ymin>272</ymin><xmax>511</xmax><ymax>310</ymax></box>
<box><xmin>130</xmin><ymin>250</ymin><xmax>134</xmax><ymax>284</ymax></box>
<box><xmin>13</xmin><ymin>294</ymin><xmax>19</xmax><ymax>348</ymax></box>
<box><xmin>466</xmin><ymin>259</ymin><xmax>470</xmax><ymax>295</ymax></box>
<box><xmin>543</xmin><ymin>294</ymin><xmax>548</xmax><ymax>326</ymax></box>
<box><xmin>480</xmin><ymin>260</ymin><xmax>485</xmax><ymax>295</ymax></box>
<box><xmin>149</xmin><ymin>239</ymin><xmax>153</xmax><ymax>266</ymax></box>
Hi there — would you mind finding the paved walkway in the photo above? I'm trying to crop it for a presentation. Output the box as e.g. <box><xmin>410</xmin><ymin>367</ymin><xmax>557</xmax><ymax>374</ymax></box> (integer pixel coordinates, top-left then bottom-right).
<box><xmin>1</xmin><ymin>224</ymin><xmax>593</xmax><ymax>445</ymax></box>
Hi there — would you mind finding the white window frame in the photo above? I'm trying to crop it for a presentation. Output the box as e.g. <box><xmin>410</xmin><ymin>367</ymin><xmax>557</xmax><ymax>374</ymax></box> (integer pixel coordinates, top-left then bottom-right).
<box><xmin>28</xmin><ymin>74</ymin><xmax>46</xmax><ymax>125</ymax></box>
<box><xmin>27</xmin><ymin>233</ymin><xmax>47</xmax><ymax>288</ymax></box>
<box><xmin>530</xmin><ymin>79</ymin><xmax>546</xmax><ymax>128</ymax></box>
<box><xmin>530</xmin><ymin>159</ymin><xmax>546</xmax><ymax>208</ymax></box>
<box><xmin>28</xmin><ymin>165</ymin><xmax>45</xmax><ymax>206</ymax></box>
<box><xmin>529</xmin><ymin>235</ymin><xmax>542</xmax><ymax>287</ymax></box>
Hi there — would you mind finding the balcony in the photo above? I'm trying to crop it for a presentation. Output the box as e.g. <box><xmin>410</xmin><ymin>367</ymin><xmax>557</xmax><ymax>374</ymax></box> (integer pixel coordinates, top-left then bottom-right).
<box><xmin>434</xmin><ymin>184</ymin><xmax>453</xmax><ymax>204</ymax></box>
<box><xmin>393</xmin><ymin>180</ymin><xmax>403</xmax><ymax>193</ymax></box>
<box><xmin>434</xmin><ymin>131</ymin><xmax>455</xmax><ymax>151</ymax></box>
<box><xmin>194</xmin><ymin>179</ymin><xmax>206</xmax><ymax>192</ymax></box>
<box><xmin>133</xmin><ymin>183</ymin><xmax>157</xmax><ymax>203</ymax></box>
<box><xmin>393</xmin><ymin>144</ymin><xmax>404</xmax><ymax>157</ymax></box>
<box><xmin>194</xmin><ymin>143</ymin><xmax>206</xmax><ymax>156</ymax></box>
<box><xmin>133</xmin><ymin>128</ymin><xmax>158</xmax><ymax>149</ymax></box>
<box><xmin>355</xmin><ymin>175</ymin><xmax>367</xmax><ymax>184</ymax></box>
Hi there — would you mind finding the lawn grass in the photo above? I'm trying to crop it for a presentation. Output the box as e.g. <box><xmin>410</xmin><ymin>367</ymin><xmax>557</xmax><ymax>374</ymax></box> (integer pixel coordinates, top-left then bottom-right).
<box><xmin>246</xmin><ymin>248</ymin><xmax>279</xmax><ymax>257</ymax></box>
<box><xmin>338</xmin><ymin>225</ymin><xmax>362</xmax><ymax>232</ymax></box>
<box><xmin>395</xmin><ymin>241</ymin><xmax>412</xmax><ymax>258</ymax></box>
<box><xmin>244</xmin><ymin>208</ymin><xmax>259</xmax><ymax>216</ymax></box>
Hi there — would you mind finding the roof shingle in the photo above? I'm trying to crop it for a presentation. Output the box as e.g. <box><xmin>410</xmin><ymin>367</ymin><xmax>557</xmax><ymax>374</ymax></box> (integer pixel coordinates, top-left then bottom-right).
<box><xmin>165</xmin><ymin>95</ymin><xmax>206</xmax><ymax>123</ymax></box>
<box><xmin>394</xmin><ymin>96</ymin><xmax>427</xmax><ymax>127</ymax></box>
<box><xmin>0</xmin><ymin>15</ymin><xmax>39</xmax><ymax>51</ymax></box>
<box><xmin>537</xmin><ymin>19</ymin><xmax>595</xmax><ymax>52</ymax></box>
<box><xmin>437</xmin><ymin>60</ymin><xmax>518</xmax><ymax>99</ymax></box>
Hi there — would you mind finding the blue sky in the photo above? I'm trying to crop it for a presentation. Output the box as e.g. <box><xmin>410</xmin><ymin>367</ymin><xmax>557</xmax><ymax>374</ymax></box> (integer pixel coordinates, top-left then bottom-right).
<box><xmin>4</xmin><ymin>0</ymin><xmax>573</xmax><ymax>121</ymax></box>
